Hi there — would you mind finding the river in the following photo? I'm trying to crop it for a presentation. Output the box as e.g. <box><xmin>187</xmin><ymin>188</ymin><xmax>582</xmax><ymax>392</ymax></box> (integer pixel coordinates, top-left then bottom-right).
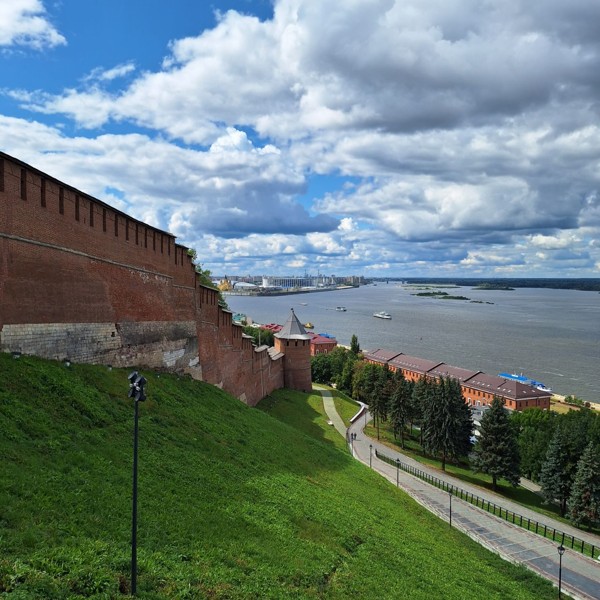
<box><xmin>226</xmin><ymin>284</ymin><xmax>600</xmax><ymax>404</ymax></box>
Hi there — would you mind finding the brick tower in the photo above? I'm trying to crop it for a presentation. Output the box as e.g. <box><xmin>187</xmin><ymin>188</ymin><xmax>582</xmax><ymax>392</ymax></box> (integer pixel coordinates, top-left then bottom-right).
<box><xmin>274</xmin><ymin>308</ymin><xmax>312</xmax><ymax>392</ymax></box>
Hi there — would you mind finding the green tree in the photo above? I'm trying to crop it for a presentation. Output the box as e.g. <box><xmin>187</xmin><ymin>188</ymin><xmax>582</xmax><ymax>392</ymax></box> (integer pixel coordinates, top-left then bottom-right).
<box><xmin>242</xmin><ymin>326</ymin><xmax>274</xmax><ymax>348</ymax></box>
<box><xmin>370</xmin><ymin>365</ymin><xmax>392</xmax><ymax>440</ymax></box>
<box><xmin>560</xmin><ymin>408</ymin><xmax>600</xmax><ymax>470</ymax></box>
<box><xmin>187</xmin><ymin>248</ymin><xmax>229</xmax><ymax>310</ymax></box>
<box><xmin>411</xmin><ymin>377</ymin><xmax>431</xmax><ymax>446</ymax></box>
<box><xmin>567</xmin><ymin>442</ymin><xmax>600</xmax><ymax>529</ymax></box>
<box><xmin>338</xmin><ymin>353</ymin><xmax>356</xmax><ymax>394</ymax></box>
<box><xmin>451</xmin><ymin>378</ymin><xmax>474</xmax><ymax>461</ymax></box>
<box><xmin>350</xmin><ymin>334</ymin><xmax>361</xmax><ymax>355</ymax></box>
<box><xmin>352</xmin><ymin>361</ymin><xmax>377</xmax><ymax>404</ymax></box>
<box><xmin>311</xmin><ymin>353</ymin><xmax>333</xmax><ymax>384</ymax></box>
<box><xmin>539</xmin><ymin>428</ymin><xmax>573</xmax><ymax>516</ymax></box>
<box><xmin>422</xmin><ymin>377</ymin><xmax>473</xmax><ymax>471</ymax></box>
<box><xmin>471</xmin><ymin>397</ymin><xmax>520</xmax><ymax>491</ymax></box>
<box><xmin>328</xmin><ymin>346</ymin><xmax>350</xmax><ymax>385</ymax></box>
<box><xmin>512</xmin><ymin>408</ymin><xmax>557</xmax><ymax>481</ymax></box>
<box><xmin>389</xmin><ymin>372</ymin><xmax>411</xmax><ymax>448</ymax></box>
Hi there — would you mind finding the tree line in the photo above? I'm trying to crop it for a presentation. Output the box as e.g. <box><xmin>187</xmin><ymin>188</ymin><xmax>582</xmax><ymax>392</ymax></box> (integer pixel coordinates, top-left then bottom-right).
<box><xmin>311</xmin><ymin>342</ymin><xmax>600</xmax><ymax>530</ymax></box>
<box><xmin>512</xmin><ymin>407</ymin><xmax>600</xmax><ymax>525</ymax></box>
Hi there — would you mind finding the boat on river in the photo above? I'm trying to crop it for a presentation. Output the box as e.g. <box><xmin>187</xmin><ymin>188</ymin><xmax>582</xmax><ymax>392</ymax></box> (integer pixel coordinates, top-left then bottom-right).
<box><xmin>499</xmin><ymin>372</ymin><xmax>552</xmax><ymax>392</ymax></box>
<box><xmin>373</xmin><ymin>311</ymin><xmax>392</xmax><ymax>320</ymax></box>
<box><xmin>304</xmin><ymin>322</ymin><xmax>314</xmax><ymax>329</ymax></box>
<box><xmin>336</xmin><ymin>306</ymin><xmax>347</xmax><ymax>311</ymax></box>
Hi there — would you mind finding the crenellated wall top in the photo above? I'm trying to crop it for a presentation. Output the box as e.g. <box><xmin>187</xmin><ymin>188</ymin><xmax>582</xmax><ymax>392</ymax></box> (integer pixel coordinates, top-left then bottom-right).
<box><xmin>0</xmin><ymin>152</ymin><xmax>195</xmax><ymax>287</ymax></box>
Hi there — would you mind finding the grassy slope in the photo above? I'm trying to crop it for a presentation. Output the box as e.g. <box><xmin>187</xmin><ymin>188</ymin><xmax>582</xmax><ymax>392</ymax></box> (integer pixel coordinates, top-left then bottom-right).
<box><xmin>0</xmin><ymin>354</ymin><xmax>557</xmax><ymax>599</ymax></box>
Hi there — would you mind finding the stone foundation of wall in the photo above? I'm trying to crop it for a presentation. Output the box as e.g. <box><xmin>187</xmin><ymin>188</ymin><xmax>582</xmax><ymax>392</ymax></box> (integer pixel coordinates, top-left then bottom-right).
<box><xmin>0</xmin><ymin>320</ymin><xmax>201</xmax><ymax>376</ymax></box>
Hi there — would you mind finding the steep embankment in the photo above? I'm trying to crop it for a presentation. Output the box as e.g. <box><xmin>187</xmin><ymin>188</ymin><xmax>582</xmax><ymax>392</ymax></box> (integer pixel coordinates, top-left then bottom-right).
<box><xmin>0</xmin><ymin>354</ymin><xmax>556</xmax><ymax>599</ymax></box>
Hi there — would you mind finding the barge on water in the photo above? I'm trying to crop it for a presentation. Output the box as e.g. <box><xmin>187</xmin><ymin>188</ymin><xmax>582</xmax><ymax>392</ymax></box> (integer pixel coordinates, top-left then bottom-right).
<box><xmin>498</xmin><ymin>372</ymin><xmax>553</xmax><ymax>393</ymax></box>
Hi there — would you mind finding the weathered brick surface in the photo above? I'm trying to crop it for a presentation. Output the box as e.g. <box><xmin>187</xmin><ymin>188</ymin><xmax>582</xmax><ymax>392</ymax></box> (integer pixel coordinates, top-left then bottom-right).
<box><xmin>0</xmin><ymin>321</ymin><xmax>201</xmax><ymax>374</ymax></box>
<box><xmin>0</xmin><ymin>152</ymin><xmax>292</xmax><ymax>405</ymax></box>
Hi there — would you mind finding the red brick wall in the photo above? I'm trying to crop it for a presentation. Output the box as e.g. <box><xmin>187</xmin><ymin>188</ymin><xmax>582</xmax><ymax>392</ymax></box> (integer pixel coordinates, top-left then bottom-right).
<box><xmin>0</xmin><ymin>153</ymin><xmax>285</xmax><ymax>405</ymax></box>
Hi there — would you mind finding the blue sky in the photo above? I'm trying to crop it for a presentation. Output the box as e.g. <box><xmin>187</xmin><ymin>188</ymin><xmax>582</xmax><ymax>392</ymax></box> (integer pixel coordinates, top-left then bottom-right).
<box><xmin>2</xmin><ymin>0</ymin><xmax>600</xmax><ymax>277</ymax></box>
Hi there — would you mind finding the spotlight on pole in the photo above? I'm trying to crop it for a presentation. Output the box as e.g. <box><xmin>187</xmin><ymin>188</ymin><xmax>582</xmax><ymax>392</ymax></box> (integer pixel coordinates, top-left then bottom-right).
<box><xmin>369</xmin><ymin>444</ymin><xmax>373</xmax><ymax>468</ymax></box>
<box><xmin>128</xmin><ymin>371</ymin><xmax>147</xmax><ymax>596</ymax></box>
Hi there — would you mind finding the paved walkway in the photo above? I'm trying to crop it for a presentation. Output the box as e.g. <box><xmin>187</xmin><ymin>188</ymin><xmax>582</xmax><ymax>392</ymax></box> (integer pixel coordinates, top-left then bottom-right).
<box><xmin>314</xmin><ymin>387</ymin><xmax>600</xmax><ymax>600</ymax></box>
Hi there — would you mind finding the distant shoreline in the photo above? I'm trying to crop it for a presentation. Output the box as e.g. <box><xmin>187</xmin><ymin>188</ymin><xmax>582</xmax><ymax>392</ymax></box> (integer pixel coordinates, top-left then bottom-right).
<box><xmin>224</xmin><ymin>285</ymin><xmax>356</xmax><ymax>297</ymax></box>
<box><xmin>374</xmin><ymin>277</ymin><xmax>600</xmax><ymax>292</ymax></box>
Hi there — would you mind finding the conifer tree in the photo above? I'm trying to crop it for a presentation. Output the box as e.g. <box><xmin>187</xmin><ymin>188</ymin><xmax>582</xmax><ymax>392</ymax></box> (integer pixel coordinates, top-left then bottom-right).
<box><xmin>411</xmin><ymin>377</ymin><xmax>430</xmax><ymax>446</ymax></box>
<box><xmin>539</xmin><ymin>428</ymin><xmax>572</xmax><ymax>516</ymax></box>
<box><xmin>471</xmin><ymin>397</ymin><xmax>520</xmax><ymax>491</ymax></box>
<box><xmin>371</xmin><ymin>365</ymin><xmax>391</xmax><ymax>440</ymax></box>
<box><xmin>422</xmin><ymin>377</ymin><xmax>472</xmax><ymax>470</ymax></box>
<box><xmin>448</xmin><ymin>377</ymin><xmax>474</xmax><ymax>461</ymax></box>
<box><xmin>390</xmin><ymin>372</ymin><xmax>411</xmax><ymax>448</ymax></box>
<box><xmin>567</xmin><ymin>442</ymin><xmax>600</xmax><ymax>529</ymax></box>
<box><xmin>350</xmin><ymin>334</ymin><xmax>361</xmax><ymax>355</ymax></box>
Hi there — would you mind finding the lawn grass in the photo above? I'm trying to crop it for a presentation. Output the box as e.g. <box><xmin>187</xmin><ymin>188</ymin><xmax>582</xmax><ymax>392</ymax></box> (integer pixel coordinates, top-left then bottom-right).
<box><xmin>550</xmin><ymin>399</ymin><xmax>576</xmax><ymax>414</ymax></box>
<box><xmin>0</xmin><ymin>353</ymin><xmax>558</xmax><ymax>599</ymax></box>
<box><xmin>331</xmin><ymin>389</ymin><xmax>362</xmax><ymax>427</ymax></box>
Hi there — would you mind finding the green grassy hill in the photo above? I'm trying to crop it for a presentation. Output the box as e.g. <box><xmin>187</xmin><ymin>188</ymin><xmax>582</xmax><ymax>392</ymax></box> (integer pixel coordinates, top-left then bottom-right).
<box><xmin>0</xmin><ymin>354</ymin><xmax>557</xmax><ymax>599</ymax></box>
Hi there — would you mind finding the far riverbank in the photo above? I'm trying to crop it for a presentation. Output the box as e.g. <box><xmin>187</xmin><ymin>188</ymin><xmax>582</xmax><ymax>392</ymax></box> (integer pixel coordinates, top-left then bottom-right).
<box><xmin>223</xmin><ymin>285</ymin><xmax>356</xmax><ymax>297</ymax></box>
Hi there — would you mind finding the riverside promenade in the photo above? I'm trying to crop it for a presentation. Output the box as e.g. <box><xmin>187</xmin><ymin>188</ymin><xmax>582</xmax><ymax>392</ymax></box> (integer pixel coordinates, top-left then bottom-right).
<box><xmin>316</xmin><ymin>387</ymin><xmax>600</xmax><ymax>600</ymax></box>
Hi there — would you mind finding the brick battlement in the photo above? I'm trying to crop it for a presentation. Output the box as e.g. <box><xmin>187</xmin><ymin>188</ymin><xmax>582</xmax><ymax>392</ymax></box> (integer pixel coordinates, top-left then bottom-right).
<box><xmin>0</xmin><ymin>152</ymin><xmax>296</xmax><ymax>406</ymax></box>
<box><xmin>0</xmin><ymin>152</ymin><xmax>194</xmax><ymax>289</ymax></box>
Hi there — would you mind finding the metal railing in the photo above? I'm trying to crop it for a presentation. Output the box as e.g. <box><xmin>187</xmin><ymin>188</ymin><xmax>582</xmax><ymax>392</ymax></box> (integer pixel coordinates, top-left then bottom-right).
<box><xmin>375</xmin><ymin>449</ymin><xmax>599</xmax><ymax>560</ymax></box>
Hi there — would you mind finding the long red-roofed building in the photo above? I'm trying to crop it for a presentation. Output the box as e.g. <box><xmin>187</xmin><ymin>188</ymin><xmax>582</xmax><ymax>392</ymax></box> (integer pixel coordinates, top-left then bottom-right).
<box><xmin>364</xmin><ymin>349</ymin><xmax>551</xmax><ymax>411</ymax></box>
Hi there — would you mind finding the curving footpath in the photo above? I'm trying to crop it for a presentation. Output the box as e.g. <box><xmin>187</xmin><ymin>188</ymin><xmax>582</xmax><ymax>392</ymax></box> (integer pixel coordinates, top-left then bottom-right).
<box><xmin>316</xmin><ymin>386</ymin><xmax>600</xmax><ymax>600</ymax></box>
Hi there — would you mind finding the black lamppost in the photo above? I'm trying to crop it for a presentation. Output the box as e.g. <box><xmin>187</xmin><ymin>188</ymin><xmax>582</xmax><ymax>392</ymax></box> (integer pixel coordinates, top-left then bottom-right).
<box><xmin>449</xmin><ymin>487</ymin><xmax>453</xmax><ymax>528</ymax></box>
<box><xmin>369</xmin><ymin>444</ymin><xmax>373</xmax><ymax>468</ymax></box>
<box><xmin>557</xmin><ymin>545</ymin><xmax>565</xmax><ymax>599</ymax></box>
<box><xmin>128</xmin><ymin>371</ymin><xmax>147</xmax><ymax>596</ymax></box>
<box><xmin>396</xmin><ymin>458</ymin><xmax>400</xmax><ymax>487</ymax></box>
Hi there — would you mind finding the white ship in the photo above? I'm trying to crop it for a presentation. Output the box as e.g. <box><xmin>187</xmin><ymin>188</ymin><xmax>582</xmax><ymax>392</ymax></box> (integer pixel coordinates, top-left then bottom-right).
<box><xmin>373</xmin><ymin>311</ymin><xmax>392</xmax><ymax>320</ymax></box>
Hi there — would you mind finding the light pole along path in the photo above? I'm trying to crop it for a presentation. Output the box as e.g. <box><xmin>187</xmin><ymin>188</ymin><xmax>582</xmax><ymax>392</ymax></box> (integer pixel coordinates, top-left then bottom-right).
<box><xmin>315</xmin><ymin>386</ymin><xmax>600</xmax><ymax>600</ymax></box>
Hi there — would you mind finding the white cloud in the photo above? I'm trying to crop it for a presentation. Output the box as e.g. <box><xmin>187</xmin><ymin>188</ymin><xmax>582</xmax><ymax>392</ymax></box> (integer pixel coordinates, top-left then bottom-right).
<box><xmin>529</xmin><ymin>233</ymin><xmax>580</xmax><ymax>250</ymax></box>
<box><xmin>0</xmin><ymin>0</ymin><xmax>65</xmax><ymax>49</ymax></box>
<box><xmin>3</xmin><ymin>0</ymin><xmax>600</xmax><ymax>276</ymax></box>
<box><xmin>0</xmin><ymin>115</ymin><xmax>335</xmax><ymax>247</ymax></box>
<box><xmin>84</xmin><ymin>63</ymin><xmax>136</xmax><ymax>83</ymax></box>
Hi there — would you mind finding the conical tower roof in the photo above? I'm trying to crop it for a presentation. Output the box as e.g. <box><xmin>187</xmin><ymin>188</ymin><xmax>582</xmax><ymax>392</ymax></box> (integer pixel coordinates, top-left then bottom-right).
<box><xmin>275</xmin><ymin>308</ymin><xmax>312</xmax><ymax>340</ymax></box>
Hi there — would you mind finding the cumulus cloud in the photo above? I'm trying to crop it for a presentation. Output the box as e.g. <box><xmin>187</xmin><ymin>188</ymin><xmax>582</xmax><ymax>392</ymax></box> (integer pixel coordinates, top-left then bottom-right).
<box><xmin>0</xmin><ymin>0</ymin><xmax>65</xmax><ymax>49</ymax></box>
<box><xmin>0</xmin><ymin>116</ymin><xmax>337</xmax><ymax>248</ymax></box>
<box><xmin>3</xmin><ymin>0</ymin><xmax>600</xmax><ymax>275</ymax></box>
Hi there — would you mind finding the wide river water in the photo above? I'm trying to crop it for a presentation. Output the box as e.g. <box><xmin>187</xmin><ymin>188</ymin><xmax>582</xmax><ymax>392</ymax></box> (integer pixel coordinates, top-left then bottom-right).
<box><xmin>227</xmin><ymin>284</ymin><xmax>600</xmax><ymax>404</ymax></box>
